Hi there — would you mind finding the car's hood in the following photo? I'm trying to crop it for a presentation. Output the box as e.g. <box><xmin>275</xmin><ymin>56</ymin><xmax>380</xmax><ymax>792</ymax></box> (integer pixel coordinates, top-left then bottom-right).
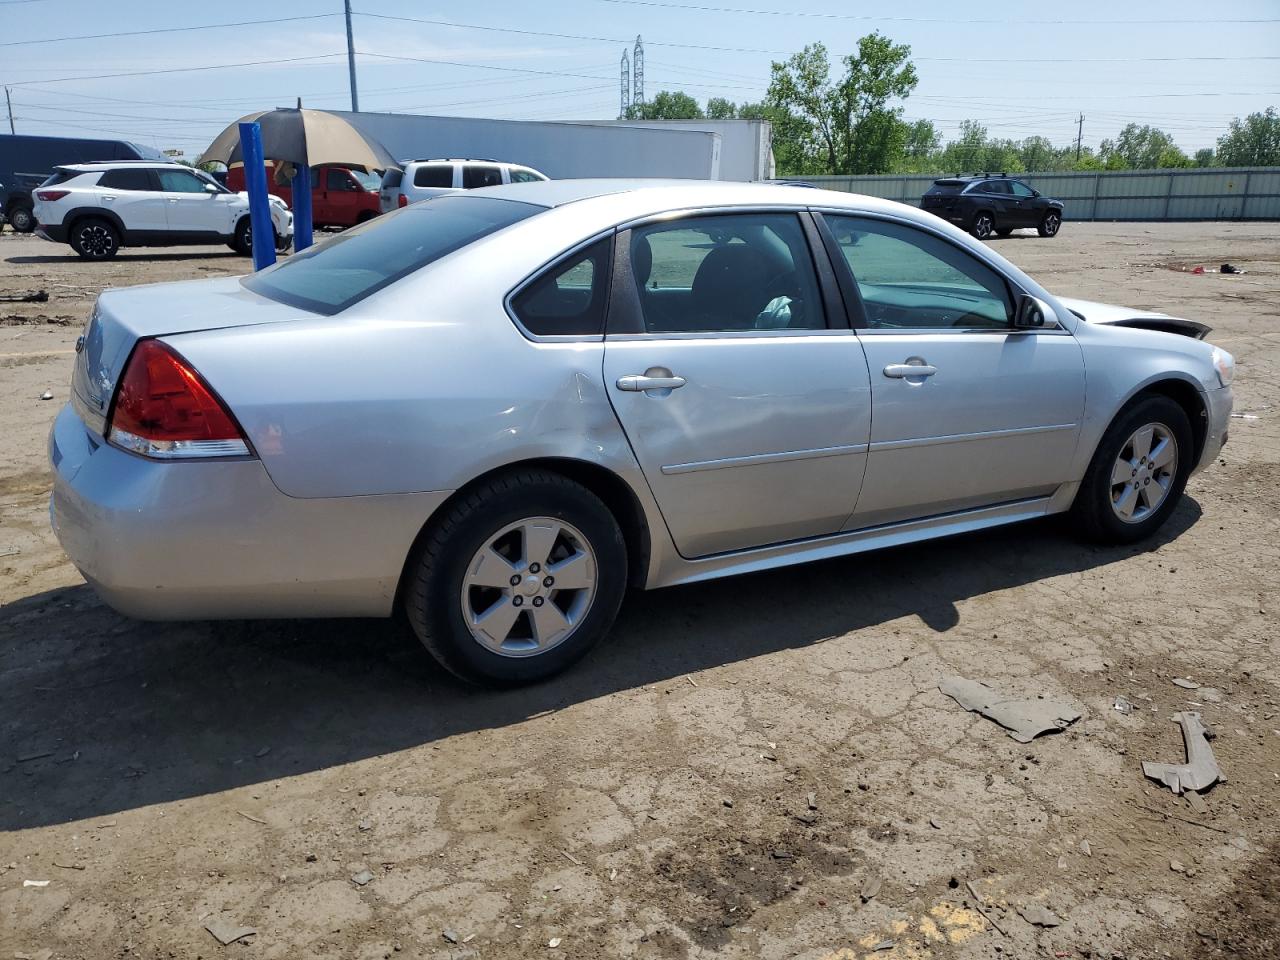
<box><xmin>1057</xmin><ymin>296</ymin><xmax>1210</xmax><ymax>339</ymax></box>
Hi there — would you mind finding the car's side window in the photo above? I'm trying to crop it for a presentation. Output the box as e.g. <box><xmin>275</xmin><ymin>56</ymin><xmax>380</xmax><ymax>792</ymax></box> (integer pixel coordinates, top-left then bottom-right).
<box><xmin>1010</xmin><ymin>181</ymin><xmax>1035</xmax><ymax>198</ymax></box>
<box><xmin>155</xmin><ymin>169</ymin><xmax>207</xmax><ymax>193</ymax></box>
<box><xmin>98</xmin><ymin>169</ymin><xmax>154</xmax><ymax>191</ymax></box>
<box><xmin>508</xmin><ymin>168</ymin><xmax>544</xmax><ymax>184</ymax></box>
<box><xmin>326</xmin><ymin>169</ymin><xmax>355</xmax><ymax>191</ymax></box>
<box><xmin>825</xmin><ymin>215</ymin><xmax>1012</xmax><ymax>330</ymax></box>
<box><xmin>627</xmin><ymin>213</ymin><xmax>825</xmax><ymax>334</ymax></box>
<box><xmin>510</xmin><ymin>237</ymin><xmax>612</xmax><ymax>337</ymax></box>
<box><xmin>413</xmin><ymin>164</ymin><xmax>453</xmax><ymax>188</ymax></box>
<box><xmin>986</xmin><ymin>180</ymin><xmax>1012</xmax><ymax>195</ymax></box>
<box><xmin>463</xmin><ymin>165</ymin><xmax>504</xmax><ymax>189</ymax></box>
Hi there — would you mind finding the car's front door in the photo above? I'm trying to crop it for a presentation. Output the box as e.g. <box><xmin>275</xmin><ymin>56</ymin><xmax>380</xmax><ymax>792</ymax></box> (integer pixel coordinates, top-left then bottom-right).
<box><xmin>95</xmin><ymin>168</ymin><xmax>168</xmax><ymax>233</ymax></box>
<box><xmin>819</xmin><ymin>213</ymin><xmax>1085</xmax><ymax>529</ymax></box>
<box><xmin>155</xmin><ymin>167</ymin><xmax>229</xmax><ymax>235</ymax></box>
<box><xmin>320</xmin><ymin>167</ymin><xmax>360</xmax><ymax>225</ymax></box>
<box><xmin>602</xmin><ymin>211</ymin><xmax>872</xmax><ymax>558</ymax></box>
<box><xmin>1008</xmin><ymin>180</ymin><xmax>1040</xmax><ymax>226</ymax></box>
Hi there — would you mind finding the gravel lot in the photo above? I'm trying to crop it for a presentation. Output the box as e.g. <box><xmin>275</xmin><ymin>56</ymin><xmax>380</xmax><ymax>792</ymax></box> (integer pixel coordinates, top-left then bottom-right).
<box><xmin>1</xmin><ymin>221</ymin><xmax>1277</xmax><ymax>960</ymax></box>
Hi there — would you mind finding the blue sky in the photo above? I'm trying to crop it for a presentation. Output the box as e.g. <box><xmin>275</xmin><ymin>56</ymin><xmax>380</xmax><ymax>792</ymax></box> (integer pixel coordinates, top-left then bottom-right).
<box><xmin>3</xmin><ymin>0</ymin><xmax>1278</xmax><ymax>158</ymax></box>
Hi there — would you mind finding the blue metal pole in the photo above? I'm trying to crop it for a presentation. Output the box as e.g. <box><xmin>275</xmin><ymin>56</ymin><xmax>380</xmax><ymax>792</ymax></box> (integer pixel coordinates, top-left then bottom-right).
<box><xmin>237</xmin><ymin>121</ymin><xmax>276</xmax><ymax>271</ymax></box>
<box><xmin>292</xmin><ymin>162</ymin><xmax>314</xmax><ymax>252</ymax></box>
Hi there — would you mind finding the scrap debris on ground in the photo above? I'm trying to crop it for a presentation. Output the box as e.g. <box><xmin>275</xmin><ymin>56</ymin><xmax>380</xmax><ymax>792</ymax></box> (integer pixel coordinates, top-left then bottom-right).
<box><xmin>1143</xmin><ymin>711</ymin><xmax>1227</xmax><ymax>795</ymax></box>
<box><xmin>938</xmin><ymin>676</ymin><xmax>1082</xmax><ymax>742</ymax></box>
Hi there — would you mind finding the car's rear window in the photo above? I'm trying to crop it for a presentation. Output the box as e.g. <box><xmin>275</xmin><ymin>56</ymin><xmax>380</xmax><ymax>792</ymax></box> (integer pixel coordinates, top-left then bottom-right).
<box><xmin>381</xmin><ymin>168</ymin><xmax>403</xmax><ymax>189</ymax></box>
<box><xmin>927</xmin><ymin>179</ymin><xmax>966</xmax><ymax>194</ymax></box>
<box><xmin>242</xmin><ymin>195</ymin><xmax>544</xmax><ymax>315</ymax></box>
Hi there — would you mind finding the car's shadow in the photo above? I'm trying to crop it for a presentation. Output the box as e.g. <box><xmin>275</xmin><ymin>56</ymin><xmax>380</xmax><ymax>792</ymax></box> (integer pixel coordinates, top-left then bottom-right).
<box><xmin>0</xmin><ymin>501</ymin><xmax>1201</xmax><ymax>831</ymax></box>
<box><xmin>5</xmin><ymin>251</ymin><xmax>242</xmax><ymax>265</ymax></box>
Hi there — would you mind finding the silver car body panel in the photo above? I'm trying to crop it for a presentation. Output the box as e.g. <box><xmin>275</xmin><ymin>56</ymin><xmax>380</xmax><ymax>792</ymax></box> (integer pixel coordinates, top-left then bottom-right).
<box><xmin>48</xmin><ymin>180</ymin><xmax>1232</xmax><ymax>619</ymax></box>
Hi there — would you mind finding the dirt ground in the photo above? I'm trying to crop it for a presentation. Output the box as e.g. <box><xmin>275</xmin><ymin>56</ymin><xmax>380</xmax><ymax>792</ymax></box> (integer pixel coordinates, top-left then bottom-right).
<box><xmin>1</xmin><ymin>221</ymin><xmax>1277</xmax><ymax>960</ymax></box>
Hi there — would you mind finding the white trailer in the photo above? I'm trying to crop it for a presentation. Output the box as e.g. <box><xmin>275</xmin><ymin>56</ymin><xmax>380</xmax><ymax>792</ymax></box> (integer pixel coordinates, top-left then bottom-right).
<box><xmin>332</xmin><ymin>112</ymin><xmax>723</xmax><ymax>180</ymax></box>
<box><xmin>579</xmin><ymin>119</ymin><xmax>775</xmax><ymax>182</ymax></box>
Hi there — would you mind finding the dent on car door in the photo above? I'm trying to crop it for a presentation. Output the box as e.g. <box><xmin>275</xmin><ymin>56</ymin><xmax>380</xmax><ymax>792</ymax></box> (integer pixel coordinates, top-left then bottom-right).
<box><xmin>601</xmin><ymin>211</ymin><xmax>872</xmax><ymax>558</ymax></box>
<box><xmin>818</xmin><ymin>213</ymin><xmax>1085</xmax><ymax>528</ymax></box>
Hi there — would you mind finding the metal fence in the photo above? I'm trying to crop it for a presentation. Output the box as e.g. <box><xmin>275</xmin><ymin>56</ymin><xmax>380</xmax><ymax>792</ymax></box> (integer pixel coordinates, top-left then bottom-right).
<box><xmin>803</xmin><ymin>167</ymin><xmax>1280</xmax><ymax>221</ymax></box>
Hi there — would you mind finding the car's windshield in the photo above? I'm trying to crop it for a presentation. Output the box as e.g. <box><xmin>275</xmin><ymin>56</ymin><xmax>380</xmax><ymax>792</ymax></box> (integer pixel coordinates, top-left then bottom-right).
<box><xmin>242</xmin><ymin>194</ymin><xmax>544</xmax><ymax>315</ymax></box>
<box><xmin>351</xmin><ymin>169</ymin><xmax>381</xmax><ymax>191</ymax></box>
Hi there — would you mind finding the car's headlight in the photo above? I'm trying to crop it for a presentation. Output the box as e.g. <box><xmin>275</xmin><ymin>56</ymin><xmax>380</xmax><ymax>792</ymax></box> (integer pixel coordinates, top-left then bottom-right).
<box><xmin>1212</xmin><ymin>347</ymin><xmax>1235</xmax><ymax>387</ymax></box>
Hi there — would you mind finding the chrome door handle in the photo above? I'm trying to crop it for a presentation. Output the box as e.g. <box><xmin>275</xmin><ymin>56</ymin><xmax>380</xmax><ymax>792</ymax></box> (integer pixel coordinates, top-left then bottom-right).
<box><xmin>167</xmin><ymin>198</ymin><xmax>180</xmax><ymax>203</ymax></box>
<box><xmin>883</xmin><ymin>363</ymin><xmax>938</xmax><ymax>378</ymax></box>
<box><xmin>616</xmin><ymin>374</ymin><xmax>687</xmax><ymax>392</ymax></box>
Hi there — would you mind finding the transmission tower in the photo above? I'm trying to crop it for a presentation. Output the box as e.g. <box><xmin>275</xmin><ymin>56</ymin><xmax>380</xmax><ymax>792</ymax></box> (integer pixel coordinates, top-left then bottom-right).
<box><xmin>620</xmin><ymin>49</ymin><xmax>631</xmax><ymax>119</ymax></box>
<box><xmin>632</xmin><ymin>35</ymin><xmax>645</xmax><ymax>112</ymax></box>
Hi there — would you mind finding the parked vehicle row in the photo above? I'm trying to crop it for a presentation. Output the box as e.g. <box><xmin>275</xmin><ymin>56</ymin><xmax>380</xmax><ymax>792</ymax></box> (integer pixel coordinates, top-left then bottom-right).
<box><xmin>224</xmin><ymin>162</ymin><xmax>383</xmax><ymax>229</ymax></box>
<box><xmin>380</xmin><ymin>158</ymin><xmax>548</xmax><ymax>212</ymax></box>
<box><xmin>922</xmin><ymin>174</ymin><xmax>1065</xmax><ymax>240</ymax></box>
<box><xmin>32</xmin><ymin>161</ymin><xmax>292</xmax><ymax>260</ymax></box>
<box><xmin>49</xmin><ymin>180</ymin><xmax>1232</xmax><ymax>687</ymax></box>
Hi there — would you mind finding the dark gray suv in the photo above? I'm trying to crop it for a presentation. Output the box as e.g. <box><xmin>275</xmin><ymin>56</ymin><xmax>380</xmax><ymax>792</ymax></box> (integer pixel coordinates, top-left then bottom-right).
<box><xmin>922</xmin><ymin>174</ymin><xmax>1064</xmax><ymax>240</ymax></box>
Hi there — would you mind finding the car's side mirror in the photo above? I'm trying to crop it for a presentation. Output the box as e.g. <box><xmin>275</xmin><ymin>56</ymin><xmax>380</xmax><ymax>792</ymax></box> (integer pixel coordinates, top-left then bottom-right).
<box><xmin>1031</xmin><ymin>190</ymin><xmax>1040</xmax><ymax>197</ymax></box>
<box><xmin>204</xmin><ymin>183</ymin><xmax>218</xmax><ymax>194</ymax></box>
<box><xmin>1014</xmin><ymin>294</ymin><xmax>1060</xmax><ymax>331</ymax></box>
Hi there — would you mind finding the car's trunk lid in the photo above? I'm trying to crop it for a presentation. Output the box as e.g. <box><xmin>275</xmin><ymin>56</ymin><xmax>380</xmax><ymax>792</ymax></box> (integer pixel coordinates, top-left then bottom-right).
<box><xmin>71</xmin><ymin>276</ymin><xmax>316</xmax><ymax>437</ymax></box>
<box><xmin>921</xmin><ymin>178</ymin><xmax>967</xmax><ymax>212</ymax></box>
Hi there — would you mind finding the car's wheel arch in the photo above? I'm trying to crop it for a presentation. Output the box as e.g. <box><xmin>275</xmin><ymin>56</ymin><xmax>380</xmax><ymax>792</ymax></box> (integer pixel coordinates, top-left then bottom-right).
<box><xmin>67</xmin><ymin>207</ymin><xmax>127</xmax><ymax>243</ymax></box>
<box><xmin>394</xmin><ymin>457</ymin><xmax>653</xmax><ymax>610</ymax></box>
<box><xmin>1105</xmin><ymin>376</ymin><xmax>1208</xmax><ymax>468</ymax></box>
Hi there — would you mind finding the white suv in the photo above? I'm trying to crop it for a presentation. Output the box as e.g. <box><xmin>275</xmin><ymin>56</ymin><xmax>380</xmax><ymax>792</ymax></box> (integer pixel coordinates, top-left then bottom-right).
<box><xmin>32</xmin><ymin>161</ymin><xmax>292</xmax><ymax>260</ymax></box>
<box><xmin>379</xmin><ymin>159</ymin><xmax>548</xmax><ymax>212</ymax></box>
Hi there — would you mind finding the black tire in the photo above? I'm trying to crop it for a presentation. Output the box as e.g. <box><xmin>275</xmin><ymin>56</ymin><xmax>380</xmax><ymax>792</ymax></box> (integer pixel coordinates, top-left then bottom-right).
<box><xmin>1070</xmin><ymin>395</ymin><xmax>1193</xmax><ymax>544</ymax></box>
<box><xmin>1038</xmin><ymin>210</ymin><xmax>1062</xmax><ymax>238</ymax></box>
<box><xmin>69</xmin><ymin>217</ymin><xmax>120</xmax><ymax>260</ymax></box>
<box><xmin>8</xmin><ymin>204</ymin><xmax>35</xmax><ymax>233</ymax></box>
<box><xmin>971</xmin><ymin>211</ymin><xmax>995</xmax><ymax>240</ymax></box>
<box><xmin>404</xmin><ymin>469</ymin><xmax>628</xmax><ymax>686</ymax></box>
<box><xmin>996</xmin><ymin>227</ymin><xmax>1013</xmax><ymax>237</ymax></box>
<box><xmin>232</xmin><ymin>217</ymin><xmax>253</xmax><ymax>256</ymax></box>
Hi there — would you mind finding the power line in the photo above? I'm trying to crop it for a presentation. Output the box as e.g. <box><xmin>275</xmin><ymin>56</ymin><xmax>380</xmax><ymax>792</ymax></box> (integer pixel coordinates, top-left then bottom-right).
<box><xmin>0</xmin><ymin>14</ymin><xmax>337</xmax><ymax>48</ymax></box>
<box><xmin>6</xmin><ymin>53</ymin><xmax>350</xmax><ymax>87</ymax></box>
<box><xmin>589</xmin><ymin>0</ymin><xmax>1280</xmax><ymax>24</ymax></box>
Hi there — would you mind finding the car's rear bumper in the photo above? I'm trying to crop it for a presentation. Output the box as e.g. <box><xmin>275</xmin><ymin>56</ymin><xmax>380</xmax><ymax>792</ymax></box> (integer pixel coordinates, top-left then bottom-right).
<box><xmin>35</xmin><ymin>222</ymin><xmax>67</xmax><ymax>243</ymax></box>
<box><xmin>48</xmin><ymin>404</ymin><xmax>450</xmax><ymax>620</ymax></box>
<box><xmin>1194</xmin><ymin>383</ymin><xmax>1232</xmax><ymax>474</ymax></box>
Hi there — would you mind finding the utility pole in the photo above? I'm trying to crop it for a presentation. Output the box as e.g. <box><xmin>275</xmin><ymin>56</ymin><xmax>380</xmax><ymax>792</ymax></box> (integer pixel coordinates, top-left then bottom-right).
<box><xmin>344</xmin><ymin>0</ymin><xmax>359</xmax><ymax>112</ymax></box>
<box><xmin>1075</xmin><ymin>113</ymin><xmax>1084</xmax><ymax>163</ymax></box>
<box><xmin>632</xmin><ymin>36</ymin><xmax>644</xmax><ymax>113</ymax></box>
<box><xmin>5</xmin><ymin>88</ymin><xmax>14</xmax><ymax>135</ymax></box>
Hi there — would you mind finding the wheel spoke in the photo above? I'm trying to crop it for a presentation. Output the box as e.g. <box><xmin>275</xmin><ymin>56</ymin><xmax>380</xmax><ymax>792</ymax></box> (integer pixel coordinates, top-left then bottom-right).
<box><xmin>521</xmin><ymin>521</ymin><xmax>559</xmax><ymax>569</ymax></box>
<box><xmin>1111</xmin><ymin>456</ymin><xmax>1136</xmax><ymax>486</ymax></box>
<box><xmin>547</xmin><ymin>551</ymin><xmax>594</xmax><ymax>591</ymax></box>
<box><xmin>1113</xmin><ymin>483</ymin><xmax>1139</xmax><ymax>519</ymax></box>
<box><xmin>529</xmin><ymin>601</ymin><xmax>571</xmax><ymax>647</ymax></box>
<box><xmin>1150</xmin><ymin>436</ymin><xmax>1176</xmax><ymax>470</ymax></box>
<box><xmin>467</xmin><ymin>547</ymin><xmax>519</xmax><ymax>589</ymax></box>
<box><xmin>1139</xmin><ymin>482</ymin><xmax>1163</xmax><ymax>511</ymax></box>
<box><xmin>472</xmin><ymin>597</ymin><xmax>521</xmax><ymax>647</ymax></box>
<box><xmin>1130</xmin><ymin>426</ymin><xmax>1154</xmax><ymax>462</ymax></box>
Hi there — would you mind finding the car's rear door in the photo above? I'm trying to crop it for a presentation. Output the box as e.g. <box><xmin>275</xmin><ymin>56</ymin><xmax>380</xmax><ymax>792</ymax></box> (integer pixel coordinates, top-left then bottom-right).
<box><xmin>818</xmin><ymin>212</ymin><xmax>1084</xmax><ymax>529</ymax></box>
<box><xmin>96</xmin><ymin>168</ymin><xmax>168</xmax><ymax>233</ymax></box>
<box><xmin>602</xmin><ymin>210</ymin><xmax>872</xmax><ymax>558</ymax></box>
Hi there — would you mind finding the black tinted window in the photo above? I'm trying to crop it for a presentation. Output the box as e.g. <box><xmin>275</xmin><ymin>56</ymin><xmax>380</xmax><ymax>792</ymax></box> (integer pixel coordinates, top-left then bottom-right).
<box><xmin>382</xmin><ymin>168</ymin><xmax>403</xmax><ymax>189</ymax></box>
<box><xmin>326</xmin><ymin>168</ymin><xmax>354</xmax><ymax>191</ymax></box>
<box><xmin>156</xmin><ymin>169</ymin><xmax>207</xmax><ymax>193</ymax></box>
<box><xmin>826</xmin><ymin>215</ymin><xmax>1011</xmax><ymax>330</ymax></box>
<box><xmin>413</xmin><ymin>164</ymin><xmax>453</xmax><ymax>188</ymax></box>
<box><xmin>984</xmin><ymin>180</ymin><xmax>1012</xmax><ymax>195</ymax></box>
<box><xmin>98</xmin><ymin>169</ymin><xmax>154</xmax><ymax>191</ymax></box>
<box><xmin>629</xmin><ymin>213</ymin><xmax>824</xmax><ymax>333</ymax></box>
<box><xmin>243</xmin><ymin>195</ymin><xmax>543</xmax><ymax>315</ymax></box>
<box><xmin>510</xmin><ymin>238</ymin><xmax>611</xmax><ymax>337</ymax></box>
<box><xmin>463</xmin><ymin>165</ymin><xmax>503</xmax><ymax>189</ymax></box>
<box><xmin>39</xmin><ymin>169</ymin><xmax>77</xmax><ymax>187</ymax></box>
<box><xmin>1010</xmin><ymin>181</ymin><xmax>1035</xmax><ymax>198</ymax></box>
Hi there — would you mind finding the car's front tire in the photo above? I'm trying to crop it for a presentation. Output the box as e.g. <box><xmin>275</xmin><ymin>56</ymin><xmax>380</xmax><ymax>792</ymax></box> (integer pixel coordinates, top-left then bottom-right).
<box><xmin>232</xmin><ymin>217</ymin><xmax>253</xmax><ymax>256</ymax></box>
<box><xmin>8</xmin><ymin>204</ymin><xmax>35</xmax><ymax>233</ymax></box>
<box><xmin>971</xmin><ymin>211</ymin><xmax>995</xmax><ymax>240</ymax></box>
<box><xmin>1038</xmin><ymin>211</ymin><xmax>1062</xmax><ymax>237</ymax></box>
<box><xmin>70</xmin><ymin>217</ymin><xmax>120</xmax><ymax>260</ymax></box>
<box><xmin>404</xmin><ymin>469</ymin><xmax>628</xmax><ymax>686</ymax></box>
<box><xmin>1070</xmin><ymin>395</ymin><xmax>1193</xmax><ymax>544</ymax></box>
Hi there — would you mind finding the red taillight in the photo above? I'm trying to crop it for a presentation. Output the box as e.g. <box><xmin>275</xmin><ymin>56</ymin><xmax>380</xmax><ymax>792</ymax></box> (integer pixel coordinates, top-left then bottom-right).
<box><xmin>107</xmin><ymin>339</ymin><xmax>251</xmax><ymax>459</ymax></box>
<box><xmin>36</xmin><ymin>189</ymin><xmax>70</xmax><ymax>201</ymax></box>
<box><xmin>397</xmin><ymin>193</ymin><xmax>408</xmax><ymax>208</ymax></box>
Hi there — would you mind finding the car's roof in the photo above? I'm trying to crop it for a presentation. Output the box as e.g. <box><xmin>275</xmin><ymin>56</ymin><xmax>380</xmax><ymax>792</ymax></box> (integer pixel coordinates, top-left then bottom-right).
<box><xmin>403</xmin><ymin>158</ymin><xmax>505</xmax><ymax>165</ymax></box>
<box><xmin>58</xmin><ymin>160</ymin><xmax>182</xmax><ymax>171</ymax></box>
<box><xmin>471</xmin><ymin>177</ymin><xmax>881</xmax><ymax>211</ymax></box>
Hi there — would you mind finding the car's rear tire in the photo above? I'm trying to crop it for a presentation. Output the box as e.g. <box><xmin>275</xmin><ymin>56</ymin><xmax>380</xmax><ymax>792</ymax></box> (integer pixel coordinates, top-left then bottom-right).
<box><xmin>1038</xmin><ymin>211</ymin><xmax>1062</xmax><ymax>237</ymax></box>
<box><xmin>8</xmin><ymin>204</ymin><xmax>35</xmax><ymax>233</ymax></box>
<box><xmin>1070</xmin><ymin>395</ymin><xmax>1193</xmax><ymax>544</ymax></box>
<box><xmin>996</xmin><ymin>227</ymin><xmax>1013</xmax><ymax>237</ymax></box>
<box><xmin>69</xmin><ymin>217</ymin><xmax>120</xmax><ymax>260</ymax></box>
<box><xmin>232</xmin><ymin>217</ymin><xmax>253</xmax><ymax>256</ymax></box>
<box><xmin>404</xmin><ymin>469</ymin><xmax>627</xmax><ymax>686</ymax></box>
<box><xmin>971</xmin><ymin>211</ymin><xmax>995</xmax><ymax>240</ymax></box>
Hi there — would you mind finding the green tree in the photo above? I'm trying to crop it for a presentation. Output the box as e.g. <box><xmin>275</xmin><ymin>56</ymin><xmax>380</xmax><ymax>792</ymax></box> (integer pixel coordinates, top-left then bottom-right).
<box><xmin>627</xmin><ymin>90</ymin><xmax>704</xmax><ymax>120</ymax></box>
<box><xmin>705</xmin><ymin>97</ymin><xmax>738</xmax><ymax>120</ymax></box>
<box><xmin>765</xmin><ymin>33</ymin><xmax>918</xmax><ymax>175</ymax></box>
<box><xmin>1193</xmin><ymin>147</ymin><xmax>1217</xmax><ymax>167</ymax></box>
<box><xmin>1216</xmin><ymin>107</ymin><xmax>1280</xmax><ymax>166</ymax></box>
<box><xmin>1098</xmin><ymin>123</ymin><xmax>1190</xmax><ymax>169</ymax></box>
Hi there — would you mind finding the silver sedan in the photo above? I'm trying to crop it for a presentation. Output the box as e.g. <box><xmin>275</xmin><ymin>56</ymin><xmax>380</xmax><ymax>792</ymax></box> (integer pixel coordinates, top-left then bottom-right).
<box><xmin>49</xmin><ymin>180</ymin><xmax>1234</xmax><ymax>684</ymax></box>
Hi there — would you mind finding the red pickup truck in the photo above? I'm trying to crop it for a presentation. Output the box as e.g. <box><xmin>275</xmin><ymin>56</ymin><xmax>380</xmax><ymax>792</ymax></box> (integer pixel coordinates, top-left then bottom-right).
<box><xmin>225</xmin><ymin>163</ymin><xmax>383</xmax><ymax>229</ymax></box>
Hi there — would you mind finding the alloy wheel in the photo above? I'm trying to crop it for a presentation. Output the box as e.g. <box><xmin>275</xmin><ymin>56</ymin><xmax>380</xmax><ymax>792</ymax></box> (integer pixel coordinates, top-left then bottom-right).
<box><xmin>1043</xmin><ymin>213</ymin><xmax>1061</xmax><ymax>236</ymax></box>
<box><xmin>460</xmin><ymin>516</ymin><xmax>598</xmax><ymax>657</ymax></box>
<box><xmin>1110</xmin><ymin>422</ymin><xmax>1178</xmax><ymax>523</ymax></box>
<box><xmin>78</xmin><ymin>224</ymin><xmax>115</xmax><ymax>257</ymax></box>
<box><xmin>974</xmin><ymin>214</ymin><xmax>994</xmax><ymax>239</ymax></box>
